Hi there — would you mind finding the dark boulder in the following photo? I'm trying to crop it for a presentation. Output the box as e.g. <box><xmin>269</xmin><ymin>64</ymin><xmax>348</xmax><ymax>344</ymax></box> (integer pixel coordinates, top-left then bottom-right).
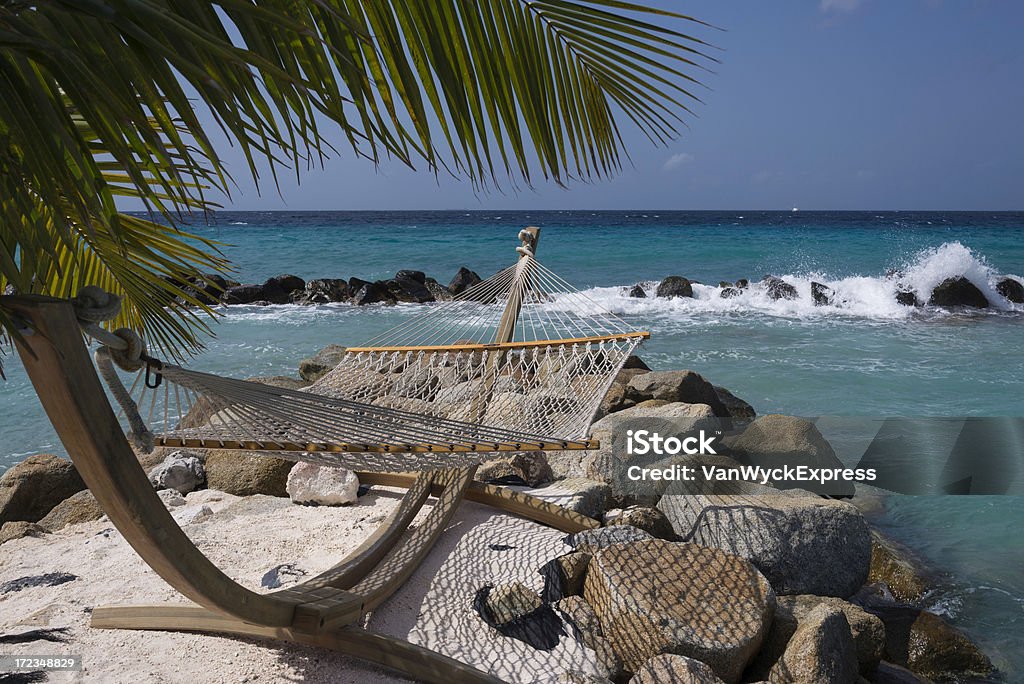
<box><xmin>928</xmin><ymin>276</ymin><xmax>988</xmax><ymax>308</ymax></box>
<box><xmin>424</xmin><ymin>277</ymin><xmax>453</xmax><ymax>301</ymax></box>
<box><xmin>810</xmin><ymin>281</ymin><xmax>835</xmax><ymax>306</ymax></box>
<box><xmin>395</xmin><ymin>269</ymin><xmax>426</xmax><ymax>284</ymax></box>
<box><xmin>385</xmin><ymin>275</ymin><xmax>434</xmax><ymax>303</ymax></box>
<box><xmin>348</xmin><ymin>276</ymin><xmax>372</xmax><ymax>292</ymax></box>
<box><xmin>763</xmin><ymin>275</ymin><xmax>798</xmax><ymax>301</ymax></box>
<box><xmin>996</xmin><ymin>277</ymin><xmax>1024</xmax><ymax>303</ymax></box>
<box><xmin>448</xmin><ymin>266</ymin><xmax>482</xmax><ymax>295</ymax></box>
<box><xmin>628</xmin><ymin>284</ymin><xmax>647</xmax><ymax>298</ymax></box>
<box><xmin>177</xmin><ymin>273</ymin><xmax>230</xmax><ymax>306</ymax></box>
<box><xmin>895</xmin><ymin>290</ymin><xmax>921</xmax><ymax>307</ymax></box>
<box><xmin>268</xmin><ymin>274</ymin><xmax>305</xmax><ymax>293</ymax></box>
<box><xmin>222</xmin><ymin>284</ymin><xmax>265</xmax><ymax>305</ymax></box>
<box><xmin>718</xmin><ymin>281</ymin><xmax>733</xmax><ymax>288</ymax></box>
<box><xmin>655</xmin><ymin>275</ymin><xmax>693</xmax><ymax>299</ymax></box>
<box><xmin>301</xmin><ymin>278</ymin><xmax>349</xmax><ymax>304</ymax></box>
<box><xmin>351</xmin><ymin>281</ymin><xmax>395</xmax><ymax>306</ymax></box>
<box><xmin>735</xmin><ymin>278</ymin><xmax>749</xmax><ymax>289</ymax></box>
<box><xmin>714</xmin><ymin>386</ymin><xmax>756</xmax><ymax>420</ymax></box>
<box><xmin>720</xmin><ymin>287</ymin><xmax>740</xmax><ymax>299</ymax></box>
<box><xmin>623</xmin><ymin>355</ymin><xmax>651</xmax><ymax>370</ymax></box>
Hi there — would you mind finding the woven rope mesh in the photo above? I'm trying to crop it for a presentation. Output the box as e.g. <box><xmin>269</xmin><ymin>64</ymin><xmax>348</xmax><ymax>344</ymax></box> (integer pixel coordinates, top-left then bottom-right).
<box><xmin>126</xmin><ymin>250</ymin><xmax>646</xmax><ymax>465</ymax></box>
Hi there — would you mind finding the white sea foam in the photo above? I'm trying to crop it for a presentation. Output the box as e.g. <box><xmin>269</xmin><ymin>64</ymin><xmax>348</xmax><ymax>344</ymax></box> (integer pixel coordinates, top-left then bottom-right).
<box><xmin>564</xmin><ymin>242</ymin><xmax>1022</xmax><ymax>322</ymax></box>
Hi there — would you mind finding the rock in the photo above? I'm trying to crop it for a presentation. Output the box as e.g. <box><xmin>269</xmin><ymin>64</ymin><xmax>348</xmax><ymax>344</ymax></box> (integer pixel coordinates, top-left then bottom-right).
<box><xmin>810</xmin><ymin>282</ymin><xmax>835</xmax><ymax>306</ymax></box>
<box><xmin>0</xmin><ymin>521</ymin><xmax>50</xmax><ymax>545</ymax></box>
<box><xmin>286</xmin><ymin>462</ymin><xmax>359</xmax><ymax>506</ymax></box>
<box><xmin>928</xmin><ymin>276</ymin><xmax>988</xmax><ymax>308</ymax></box>
<box><xmin>298</xmin><ymin>344</ymin><xmax>349</xmax><ymax>381</ymax></box>
<box><xmin>750</xmin><ymin>595</ymin><xmax>885</xmax><ymax>679</ymax></box>
<box><xmin>632</xmin><ymin>653</ymin><xmax>726</xmax><ymax>684</ymax></box>
<box><xmin>768</xmin><ymin>604</ymin><xmax>858</xmax><ymax>684</ymax></box>
<box><xmin>300</xmin><ymin>278</ymin><xmax>349</xmax><ymax>304</ymax></box>
<box><xmin>158</xmin><ymin>489</ymin><xmax>187</xmax><ymax>508</ymax></box>
<box><xmin>395</xmin><ymin>269</ymin><xmax>426</xmax><ymax>283</ymax></box>
<box><xmin>448</xmin><ymin>266</ymin><xmax>482</xmax><ymax>295</ymax></box>
<box><xmin>592</xmin><ymin>367</ymin><xmax>649</xmax><ymax>421</ymax></box>
<box><xmin>204</xmin><ymin>451</ymin><xmax>293</xmax><ymax>497</ymax></box>
<box><xmin>0</xmin><ymin>454</ymin><xmax>86</xmax><ymax>524</ymax></box>
<box><xmin>221</xmin><ymin>283</ymin><xmax>265</xmax><ymax>304</ymax></box>
<box><xmin>385</xmin><ymin>275</ymin><xmax>434</xmax><ymax>303</ymax></box>
<box><xmin>895</xmin><ymin>290</ymin><xmax>921</xmax><ymax>307</ymax></box>
<box><xmin>628</xmin><ymin>284</ymin><xmax>647</xmax><ymax>298</ymax></box>
<box><xmin>245</xmin><ymin>375</ymin><xmax>310</xmax><ymax>390</ymax></box>
<box><xmin>261</xmin><ymin>562</ymin><xmax>306</xmax><ymax>589</ymax></box>
<box><xmin>872</xmin><ymin>661</ymin><xmax>933</xmax><ymax>683</ymax></box>
<box><xmin>736</xmin><ymin>279</ymin><xmax>750</xmax><ymax>289</ymax></box>
<box><xmin>658</xmin><ymin>494</ymin><xmax>871</xmax><ymax>597</ymax></box>
<box><xmin>350</xmin><ymin>280</ymin><xmax>395</xmax><ymax>305</ymax></box>
<box><xmin>763</xmin><ymin>276</ymin><xmax>798</xmax><ymax>301</ymax></box>
<box><xmin>868</xmin><ymin>531</ymin><xmax>931</xmax><ymax>602</ymax></box>
<box><xmin>555</xmin><ymin>596</ymin><xmax>624</xmax><ymax>680</ymax></box>
<box><xmin>861</xmin><ymin>604</ymin><xmax>993</xmax><ymax>681</ymax></box>
<box><xmin>37</xmin><ymin>490</ymin><xmax>104</xmax><ymax>531</ymax></box>
<box><xmin>519</xmin><ymin>478</ymin><xmax>611</xmax><ymax>519</ymax></box>
<box><xmin>719</xmin><ymin>281</ymin><xmax>733</xmax><ymax>288</ymax></box>
<box><xmin>656</xmin><ymin>275</ymin><xmax>693</xmax><ymax>299</ymax></box>
<box><xmin>173</xmin><ymin>503</ymin><xmax>214</xmax><ymax>525</ymax></box>
<box><xmin>714</xmin><ymin>386</ymin><xmax>756</xmax><ymax>420</ymax></box>
<box><xmin>604</xmin><ymin>506</ymin><xmax>675</xmax><ymax>540</ymax></box>
<box><xmin>424</xmin><ymin>277</ymin><xmax>453</xmax><ymax>301</ymax></box>
<box><xmin>268</xmin><ymin>273</ymin><xmax>305</xmax><ymax>294</ymax></box>
<box><xmin>584</xmin><ymin>539</ymin><xmax>774</xmax><ymax>681</ymax></box>
<box><xmin>623</xmin><ymin>355</ymin><xmax>650</xmax><ymax>370</ymax></box>
<box><xmin>721</xmin><ymin>287</ymin><xmax>741</xmax><ymax>299</ymax></box>
<box><xmin>147</xmin><ymin>451</ymin><xmax>205</xmax><ymax>494</ymax></box>
<box><xmin>996</xmin><ymin>276</ymin><xmax>1024</xmax><ymax>303</ymax></box>
<box><xmin>625</xmin><ymin>370</ymin><xmax>729</xmax><ymax>417</ymax></box>
<box><xmin>542</xmin><ymin>551</ymin><xmax>592</xmax><ymax>601</ymax></box>
<box><xmin>482</xmin><ymin>581</ymin><xmax>542</xmax><ymax>625</ymax></box>
<box><xmin>566</xmin><ymin>524</ymin><xmax>653</xmax><ymax>554</ymax></box>
<box><xmin>476</xmin><ymin>452</ymin><xmax>554</xmax><ymax>487</ymax></box>
<box><xmin>175</xmin><ymin>272</ymin><xmax>229</xmax><ymax>306</ymax></box>
<box><xmin>727</xmin><ymin>415</ymin><xmax>853</xmax><ymax>496</ymax></box>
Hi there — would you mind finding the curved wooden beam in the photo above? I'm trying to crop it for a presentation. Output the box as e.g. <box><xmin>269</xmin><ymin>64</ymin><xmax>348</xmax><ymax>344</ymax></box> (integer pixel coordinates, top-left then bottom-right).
<box><xmin>90</xmin><ymin>604</ymin><xmax>503</xmax><ymax>684</ymax></box>
<box><xmin>6</xmin><ymin>295</ymin><xmax>296</xmax><ymax>627</ymax></box>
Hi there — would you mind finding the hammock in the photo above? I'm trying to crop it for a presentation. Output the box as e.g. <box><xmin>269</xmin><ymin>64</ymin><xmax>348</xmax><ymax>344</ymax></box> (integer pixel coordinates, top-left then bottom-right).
<box><xmin>93</xmin><ymin>228</ymin><xmax>648</xmax><ymax>470</ymax></box>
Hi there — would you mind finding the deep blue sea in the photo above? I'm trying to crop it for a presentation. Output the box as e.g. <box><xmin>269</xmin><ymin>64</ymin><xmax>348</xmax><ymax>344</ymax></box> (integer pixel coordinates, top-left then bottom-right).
<box><xmin>2</xmin><ymin>210</ymin><xmax>1022</xmax><ymax>677</ymax></box>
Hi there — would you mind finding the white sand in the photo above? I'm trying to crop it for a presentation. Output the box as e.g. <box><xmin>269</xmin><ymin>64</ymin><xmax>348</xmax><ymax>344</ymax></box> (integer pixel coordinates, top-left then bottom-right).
<box><xmin>0</xmin><ymin>487</ymin><xmax>600</xmax><ymax>683</ymax></box>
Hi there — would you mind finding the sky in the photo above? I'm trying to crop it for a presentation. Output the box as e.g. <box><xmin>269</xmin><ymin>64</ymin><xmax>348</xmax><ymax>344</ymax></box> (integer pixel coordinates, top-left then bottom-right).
<box><xmin>141</xmin><ymin>0</ymin><xmax>1024</xmax><ymax>211</ymax></box>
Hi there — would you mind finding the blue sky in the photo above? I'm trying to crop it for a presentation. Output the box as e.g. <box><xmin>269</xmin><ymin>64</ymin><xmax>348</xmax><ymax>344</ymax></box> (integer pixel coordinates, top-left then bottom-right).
<box><xmin>165</xmin><ymin>0</ymin><xmax>1024</xmax><ymax>211</ymax></box>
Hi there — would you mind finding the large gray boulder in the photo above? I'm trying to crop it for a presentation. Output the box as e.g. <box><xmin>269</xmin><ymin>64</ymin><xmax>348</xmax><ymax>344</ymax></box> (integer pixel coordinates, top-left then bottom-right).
<box><xmin>300</xmin><ymin>278</ymin><xmax>349</xmax><ymax>304</ymax></box>
<box><xmin>996</xmin><ymin>277</ymin><xmax>1024</xmax><ymax>303</ymax></box>
<box><xmin>768</xmin><ymin>604</ymin><xmax>859</xmax><ymax>684</ymax></box>
<box><xmin>726</xmin><ymin>415</ymin><xmax>853</xmax><ymax>496</ymax></box>
<box><xmin>0</xmin><ymin>454</ymin><xmax>86</xmax><ymax>524</ymax></box>
<box><xmin>658</xmin><ymin>493</ymin><xmax>871</xmax><ymax>597</ymax></box>
<box><xmin>584</xmin><ymin>539</ymin><xmax>774</xmax><ymax>682</ymax></box>
<box><xmin>517</xmin><ymin>478</ymin><xmax>611</xmax><ymax>519</ymax></box>
<box><xmin>632</xmin><ymin>653</ymin><xmax>725</xmax><ymax>684</ymax></box>
<box><xmin>625</xmin><ymin>370</ymin><xmax>729</xmax><ymax>417</ymax></box>
<box><xmin>147</xmin><ymin>451</ymin><xmax>206</xmax><ymax>494</ymax></box>
<box><xmin>37</xmin><ymin>490</ymin><xmax>104</xmax><ymax>531</ymax></box>
<box><xmin>448</xmin><ymin>266</ymin><xmax>482</xmax><ymax>295</ymax></box>
<box><xmin>221</xmin><ymin>283</ymin><xmax>265</xmax><ymax>304</ymax></box>
<box><xmin>749</xmin><ymin>594</ymin><xmax>884</xmax><ymax>679</ymax></box>
<box><xmin>298</xmin><ymin>344</ymin><xmax>348</xmax><ymax>382</ymax></box>
<box><xmin>763</xmin><ymin>276</ymin><xmax>798</xmax><ymax>301</ymax></box>
<box><xmin>385</xmin><ymin>274</ymin><xmax>434</xmax><ymax>303</ymax></box>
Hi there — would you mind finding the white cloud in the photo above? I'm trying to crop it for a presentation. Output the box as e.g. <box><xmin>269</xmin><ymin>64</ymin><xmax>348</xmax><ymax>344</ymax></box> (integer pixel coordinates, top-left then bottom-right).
<box><xmin>820</xmin><ymin>0</ymin><xmax>863</xmax><ymax>13</ymax></box>
<box><xmin>662</xmin><ymin>152</ymin><xmax>694</xmax><ymax>172</ymax></box>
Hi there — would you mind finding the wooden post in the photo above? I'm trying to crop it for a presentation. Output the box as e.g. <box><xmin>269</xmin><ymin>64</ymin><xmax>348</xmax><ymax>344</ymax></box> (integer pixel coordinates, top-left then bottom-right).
<box><xmin>493</xmin><ymin>227</ymin><xmax>539</xmax><ymax>344</ymax></box>
<box><xmin>2</xmin><ymin>295</ymin><xmax>296</xmax><ymax>627</ymax></box>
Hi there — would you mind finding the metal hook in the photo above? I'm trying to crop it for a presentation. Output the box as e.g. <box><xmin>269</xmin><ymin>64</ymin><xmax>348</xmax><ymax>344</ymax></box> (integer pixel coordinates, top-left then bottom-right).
<box><xmin>144</xmin><ymin>362</ymin><xmax>163</xmax><ymax>389</ymax></box>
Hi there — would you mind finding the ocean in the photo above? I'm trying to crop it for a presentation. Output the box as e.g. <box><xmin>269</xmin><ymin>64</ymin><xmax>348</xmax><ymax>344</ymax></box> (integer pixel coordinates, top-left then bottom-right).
<box><xmin>2</xmin><ymin>210</ymin><xmax>1022</xmax><ymax>677</ymax></box>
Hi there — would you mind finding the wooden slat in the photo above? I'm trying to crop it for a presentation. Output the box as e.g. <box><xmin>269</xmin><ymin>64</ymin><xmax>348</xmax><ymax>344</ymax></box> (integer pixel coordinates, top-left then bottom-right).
<box><xmin>351</xmin><ymin>466</ymin><xmax>476</xmax><ymax>612</ymax></box>
<box><xmin>5</xmin><ymin>295</ymin><xmax>296</xmax><ymax>627</ymax></box>
<box><xmin>345</xmin><ymin>330</ymin><xmax>650</xmax><ymax>354</ymax></box>
<box><xmin>90</xmin><ymin>604</ymin><xmax>503</xmax><ymax>684</ymax></box>
<box><xmin>354</xmin><ymin>472</ymin><xmax>600</xmax><ymax>533</ymax></box>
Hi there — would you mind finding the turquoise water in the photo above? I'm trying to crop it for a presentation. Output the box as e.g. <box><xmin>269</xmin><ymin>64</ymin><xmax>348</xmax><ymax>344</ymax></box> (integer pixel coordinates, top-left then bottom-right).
<box><xmin>2</xmin><ymin>210</ymin><xmax>1022</xmax><ymax>678</ymax></box>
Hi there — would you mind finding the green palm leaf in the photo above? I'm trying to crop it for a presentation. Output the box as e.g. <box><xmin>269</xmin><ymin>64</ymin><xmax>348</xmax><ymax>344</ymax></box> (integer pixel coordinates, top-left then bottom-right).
<box><xmin>1</xmin><ymin>0</ymin><xmax>716</xmax><ymax>370</ymax></box>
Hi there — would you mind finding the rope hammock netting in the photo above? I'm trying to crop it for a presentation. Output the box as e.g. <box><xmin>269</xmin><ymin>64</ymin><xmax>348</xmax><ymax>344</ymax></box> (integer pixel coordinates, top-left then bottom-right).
<box><xmin>80</xmin><ymin>228</ymin><xmax>649</xmax><ymax>471</ymax></box>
